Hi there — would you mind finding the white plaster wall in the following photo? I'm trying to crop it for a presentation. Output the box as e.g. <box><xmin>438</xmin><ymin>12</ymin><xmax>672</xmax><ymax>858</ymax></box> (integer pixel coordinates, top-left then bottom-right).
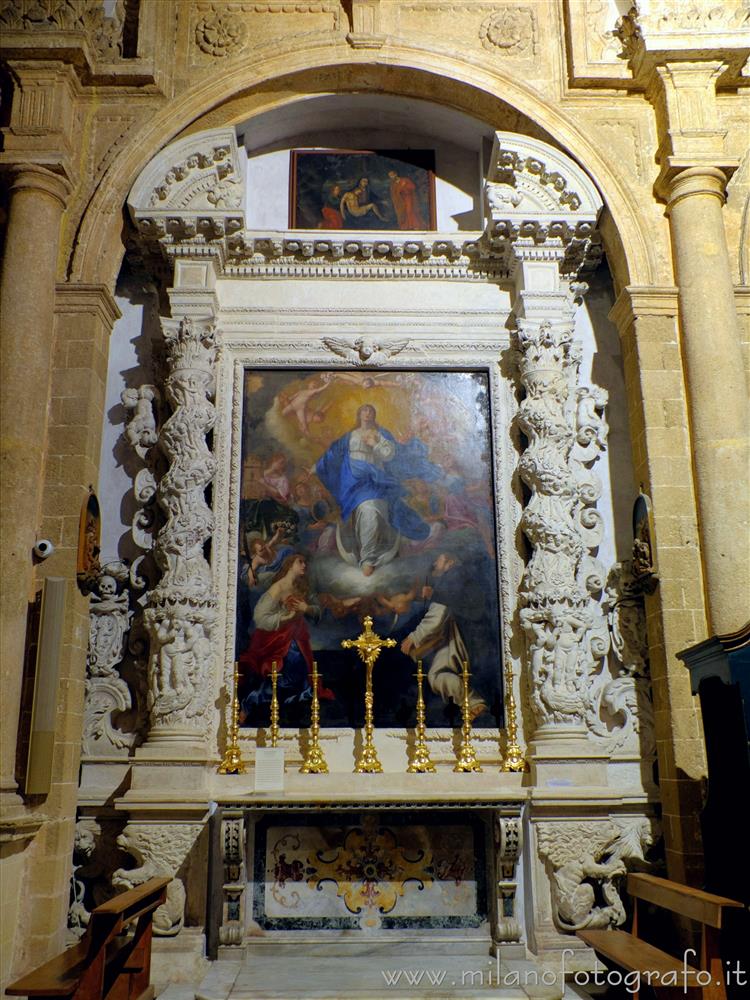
<box><xmin>240</xmin><ymin>95</ymin><xmax>493</xmax><ymax>231</ymax></box>
<box><xmin>98</xmin><ymin>289</ymin><xmax>159</xmax><ymax>563</ymax></box>
<box><xmin>575</xmin><ymin>269</ymin><xmax>636</xmax><ymax>563</ymax></box>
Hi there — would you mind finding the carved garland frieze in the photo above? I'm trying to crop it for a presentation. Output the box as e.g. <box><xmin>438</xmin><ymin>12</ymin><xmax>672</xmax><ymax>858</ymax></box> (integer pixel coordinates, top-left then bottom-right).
<box><xmin>143</xmin><ymin>318</ymin><xmax>218</xmax><ymax>738</ymax></box>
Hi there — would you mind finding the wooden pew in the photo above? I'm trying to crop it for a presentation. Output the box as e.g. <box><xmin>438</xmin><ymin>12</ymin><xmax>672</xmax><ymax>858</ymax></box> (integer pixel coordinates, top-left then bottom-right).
<box><xmin>578</xmin><ymin>872</ymin><xmax>745</xmax><ymax>1000</ymax></box>
<box><xmin>6</xmin><ymin>877</ymin><xmax>170</xmax><ymax>1000</ymax></box>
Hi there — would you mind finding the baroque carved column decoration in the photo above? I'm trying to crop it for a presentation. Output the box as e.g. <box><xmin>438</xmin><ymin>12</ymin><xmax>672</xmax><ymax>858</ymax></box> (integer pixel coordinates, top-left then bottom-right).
<box><xmin>514</xmin><ymin>304</ymin><xmax>611</xmax><ymax>736</ymax></box>
<box><xmin>484</xmin><ymin>133</ymin><xmax>615</xmax><ymax>747</ymax></box>
<box><xmin>83</xmin><ymin>561</ymin><xmax>147</xmax><ymax>754</ymax></box>
<box><xmin>143</xmin><ymin>316</ymin><xmax>218</xmax><ymax>748</ymax></box>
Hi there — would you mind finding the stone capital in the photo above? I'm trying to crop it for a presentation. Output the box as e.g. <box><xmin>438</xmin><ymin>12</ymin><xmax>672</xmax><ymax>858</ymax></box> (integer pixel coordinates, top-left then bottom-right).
<box><xmin>0</xmin><ymin>60</ymin><xmax>81</xmax><ymax>182</ymax></box>
<box><xmin>3</xmin><ymin>162</ymin><xmax>72</xmax><ymax>209</ymax></box>
<box><xmin>54</xmin><ymin>283</ymin><xmax>122</xmax><ymax>328</ymax></box>
<box><xmin>608</xmin><ymin>285</ymin><xmax>680</xmax><ymax>333</ymax></box>
<box><xmin>645</xmin><ymin>61</ymin><xmax>740</xmax><ymax>199</ymax></box>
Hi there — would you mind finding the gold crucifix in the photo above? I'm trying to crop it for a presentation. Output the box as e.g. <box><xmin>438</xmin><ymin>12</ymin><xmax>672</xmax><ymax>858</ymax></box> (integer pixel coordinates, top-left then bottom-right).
<box><xmin>342</xmin><ymin>615</ymin><xmax>396</xmax><ymax>773</ymax></box>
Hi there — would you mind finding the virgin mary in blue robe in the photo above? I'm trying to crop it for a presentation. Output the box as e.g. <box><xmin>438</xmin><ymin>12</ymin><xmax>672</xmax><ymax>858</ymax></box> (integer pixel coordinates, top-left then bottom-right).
<box><xmin>314</xmin><ymin>425</ymin><xmax>443</xmax><ymax>564</ymax></box>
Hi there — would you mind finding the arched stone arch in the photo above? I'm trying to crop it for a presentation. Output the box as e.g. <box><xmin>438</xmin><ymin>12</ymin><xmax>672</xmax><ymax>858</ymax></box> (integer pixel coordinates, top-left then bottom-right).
<box><xmin>69</xmin><ymin>42</ymin><xmax>655</xmax><ymax>291</ymax></box>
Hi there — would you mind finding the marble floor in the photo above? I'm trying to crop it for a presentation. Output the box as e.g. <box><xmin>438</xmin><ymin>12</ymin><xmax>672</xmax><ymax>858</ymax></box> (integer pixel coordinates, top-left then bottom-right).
<box><xmin>158</xmin><ymin>943</ymin><xmax>587</xmax><ymax>1000</ymax></box>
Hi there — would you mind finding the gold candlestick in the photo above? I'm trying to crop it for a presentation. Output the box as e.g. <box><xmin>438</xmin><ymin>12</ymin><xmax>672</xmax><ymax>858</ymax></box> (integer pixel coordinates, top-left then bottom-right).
<box><xmin>218</xmin><ymin>662</ymin><xmax>247</xmax><ymax>775</ymax></box>
<box><xmin>300</xmin><ymin>661</ymin><xmax>328</xmax><ymax>774</ymax></box>
<box><xmin>454</xmin><ymin>660</ymin><xmax>483</xmax><ymax>772</ymax></box>
<box><xmin>269</xmin><ymin>660</ymin><xmax>280</xmax><ymax>748</ymax></box>
<box><xmin>407</xmin><ymin>660</ymin><xmax>436</xmax><ymax>773</ymax></box>
<box><xmin>342</xmin><ymin>615</ymin><xmax>396</xmax><ymax>773</ymax></box>
<box><xmin>501</xmin><ymin>662</ymin><xmax>528</xmax><ymax>773</ymax></box>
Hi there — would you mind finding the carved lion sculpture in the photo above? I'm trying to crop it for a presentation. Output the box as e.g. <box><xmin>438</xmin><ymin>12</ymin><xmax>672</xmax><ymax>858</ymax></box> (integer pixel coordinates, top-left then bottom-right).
<box><xmin>537</xmin><ymin>822</ymin><xmax>630</xmax><ymax>932</ymax></box>
<box><xmin>113</xmin><ymin>825</ymin><xmax>191</xmax><ymax>936</ymax></box>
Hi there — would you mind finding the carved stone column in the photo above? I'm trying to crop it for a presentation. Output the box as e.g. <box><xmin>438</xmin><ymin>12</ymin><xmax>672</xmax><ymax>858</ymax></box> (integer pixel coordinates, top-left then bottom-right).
<box><xmin>512</xmin><ymin>274</ymin><xmax>611</xmax><ymax>782</ymax></box>
<box><xmin>664</xmin><ymin>164</ymin><xmax>750</xmax><ymax>634</ymax></box>
<box><xmin>613</xmin><ymin>15</ymin><xmax>750</xmax><ymax>635</ymax></box>
<box><xmin>485</xmin><ymin>133</ymin><xmax>611</xmax><ymax>783</ymax></box>
<box><xmin>142</xmin><ymin>317</ymin><xmax>218</xmax><ymax>753</ymax></box>
<box><xmin>0</xmin><ymin>164</ymin><xmax>70</xmax><ymax>815</ymax></box>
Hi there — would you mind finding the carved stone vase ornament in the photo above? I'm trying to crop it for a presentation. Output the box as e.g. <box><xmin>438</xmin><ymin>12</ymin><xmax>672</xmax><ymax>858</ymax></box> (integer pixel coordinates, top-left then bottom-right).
<box><xmin>143</xmin><ymin>317</ymin><xmax>218</xmax><ymax>746</ymax></box>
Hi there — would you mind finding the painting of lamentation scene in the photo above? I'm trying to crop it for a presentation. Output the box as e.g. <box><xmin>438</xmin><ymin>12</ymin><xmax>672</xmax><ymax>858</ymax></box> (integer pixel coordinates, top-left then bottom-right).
<box><xmin>290</xmin><ymin>149</ymin><xmax>436</xmax><ymax>231</ymax></box>
<box><xmin>236</xmin><ymin>369</ymin><xmax>503</xmax><ymax>729</ymax></box>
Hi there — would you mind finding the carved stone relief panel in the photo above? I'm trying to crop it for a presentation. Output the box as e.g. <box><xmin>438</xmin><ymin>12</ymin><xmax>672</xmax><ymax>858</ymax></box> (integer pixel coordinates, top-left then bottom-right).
<box><xmin>189</xmin><ymin>2</ymin><xmax>341</xmax><ymax>65</ymax></box>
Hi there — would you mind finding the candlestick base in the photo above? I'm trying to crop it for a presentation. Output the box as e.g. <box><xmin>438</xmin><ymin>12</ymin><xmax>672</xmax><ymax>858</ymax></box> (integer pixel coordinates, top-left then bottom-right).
<box><xmin>218</xmin><ymin>745</ymin><xmax>247</xmax><ymax>775</ymax></box>
<box><xmin>407</xmin><ymin>744</ymin><xmax>437</xmax><ymax>773</ymax></box>
<box><xmin>502</xmin><ymin>742</ymin><xmax>528</xmax><ymax>773</ymax></box>
<box><xmin>453</xmin><ymin>741</ymin><xmax>483</xmax><ymax>773</ymax></box>
<box><xmin>300</xmin><ymin>744</ymin><xmax>329</xmax><ymax>774</ymax></box>
<box><xmin>355</xmin><ymin>742</ymin><xmax>383</xmax><ymax>773</ymax></box>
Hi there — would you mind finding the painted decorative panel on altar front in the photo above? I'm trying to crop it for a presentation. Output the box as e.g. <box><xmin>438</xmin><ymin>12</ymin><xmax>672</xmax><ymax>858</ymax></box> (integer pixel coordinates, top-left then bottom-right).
<box><xmin>235</xmin><ymin>369</ymin><xmax>504</xmax><ymax>730</ymax></box>
<box><xmin>253</xmin><ymin>812</ymin><xmax>487</xmax><ymax>932</ymax></box>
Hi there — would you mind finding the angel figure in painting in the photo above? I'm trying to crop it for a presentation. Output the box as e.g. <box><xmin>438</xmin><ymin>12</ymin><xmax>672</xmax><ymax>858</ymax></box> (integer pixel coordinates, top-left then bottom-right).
<box><xmin>238</xmin><ymin>554</ymin><xmax>333</xmax><ymax>722</ymax></box>
<box><xmin>313</xmin><ymin>403</ymin><xmax>443</xmax><ymax>576</ymax></box>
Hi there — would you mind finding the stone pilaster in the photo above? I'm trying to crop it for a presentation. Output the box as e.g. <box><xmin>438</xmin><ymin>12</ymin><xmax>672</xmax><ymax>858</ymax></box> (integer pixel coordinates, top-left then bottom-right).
<box><xmin>0</xmin><ymin>165</ymin><xmax>70</xmax><ymax>816</ymax></box>
<box><xmin>610</xmin><ymin>287</ymin><xmax>709</xmax><ymax>885</ymax></box>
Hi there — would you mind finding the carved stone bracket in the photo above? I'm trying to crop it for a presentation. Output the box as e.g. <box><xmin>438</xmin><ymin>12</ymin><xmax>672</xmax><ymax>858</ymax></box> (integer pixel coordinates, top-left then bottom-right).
<box><xmin>536</xmin><ymin>816</ymin><xmax>655</xmax><ymax>934</ymax></box>
<box><xmin>493</xmin><ymin>810</ymin><xmax>523</xmax><ymax>947</ymax></box>
<box><xmin>219</xmin><ymin>810</ymin><xmax>247</xmax><ymax>947</ymax></box>
<box><xmin>143</xmin><ymin>316</ymin><xmax>218</xmax><ymax>747</ymax></box>
<box><xmin>113</xmin><ymin>821</ymin><xmax>204</xmax><ymax>936</ymax></box>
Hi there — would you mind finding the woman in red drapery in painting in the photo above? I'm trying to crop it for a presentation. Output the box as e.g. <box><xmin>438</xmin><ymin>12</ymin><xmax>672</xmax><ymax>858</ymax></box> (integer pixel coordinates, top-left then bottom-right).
<box><xmin>318</xmin><ymin>182</ymin><xmax>344</xmax><ymax>229</ymax></box>
<box><xmin>388</xmin><ymin>169</ymin><xmax>426</xmax><ymax>230</ymax></box>
<box><xmin>238</xmin><ymin>553</ymin><xmax>333</xmax><ymax>722</ymax></box>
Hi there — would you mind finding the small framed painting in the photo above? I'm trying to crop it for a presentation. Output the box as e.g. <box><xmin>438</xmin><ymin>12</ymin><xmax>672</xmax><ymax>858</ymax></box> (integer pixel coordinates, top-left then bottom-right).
<box><xmin>289</xmin><ymin>149</ymin><xmax>437</xmax><ymax>231</ymax></box>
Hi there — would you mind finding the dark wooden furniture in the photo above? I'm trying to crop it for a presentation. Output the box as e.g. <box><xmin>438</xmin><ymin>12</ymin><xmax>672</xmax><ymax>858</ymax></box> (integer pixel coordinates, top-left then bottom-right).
<box><xmin>6</xmin><ymin>877</ymin><xmax>170</xmax><ymax>1000</ymax></box>
<box><xmin>578</xmin><ymin>873</ymin><xmax>744</xmax><ymax>1000</ymax></box>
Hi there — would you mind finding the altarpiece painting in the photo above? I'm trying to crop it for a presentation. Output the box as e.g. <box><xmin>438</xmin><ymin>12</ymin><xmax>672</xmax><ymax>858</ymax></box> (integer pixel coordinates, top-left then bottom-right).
<box><xmin>235</xmin><ymin>369</ymin><xmax>504</xmax><ymax>731</ymax></box>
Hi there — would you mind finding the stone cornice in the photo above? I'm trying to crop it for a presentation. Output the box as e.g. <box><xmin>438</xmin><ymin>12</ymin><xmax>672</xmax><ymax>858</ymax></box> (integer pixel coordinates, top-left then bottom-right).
<box><xmin>54</xmin><ymin>283</ymin><xmax>122</xmax><ymax>327</ymax></box>
<box><xmin>128</xmin><ymin>127</ymin><xmax>605</xmax><ymax>283</ymax></box>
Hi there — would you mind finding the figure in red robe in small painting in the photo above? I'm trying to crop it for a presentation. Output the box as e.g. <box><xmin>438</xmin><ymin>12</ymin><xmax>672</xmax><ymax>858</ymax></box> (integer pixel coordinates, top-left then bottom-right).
<box><xmin>388</xmin><ymin>170</ymin><xmax>426</xmax><ymax>230</ymax></box>
<box><xmin>238</xmin><ymin>553</ymin><xmax>333</xmax><ymax>722</ymax></box>
<box><xmin>318</xmin><ymin>183</ymin><xmax>344</xmax><ymax>229</ymax></box>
